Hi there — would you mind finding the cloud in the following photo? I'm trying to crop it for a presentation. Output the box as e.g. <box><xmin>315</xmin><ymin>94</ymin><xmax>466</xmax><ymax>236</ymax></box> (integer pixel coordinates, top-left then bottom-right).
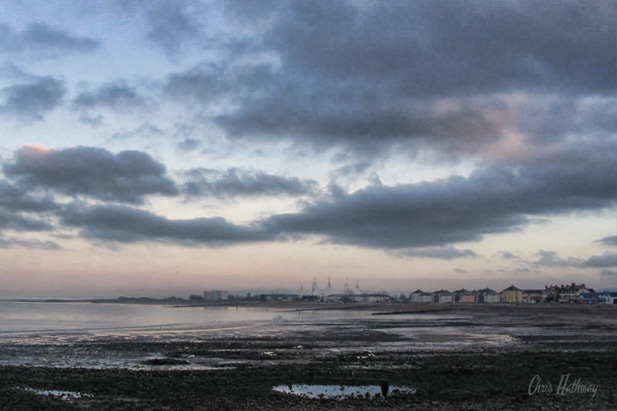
<box><xmin>144</xmin><ymin>0</ymin><xmax>199</xmax><ymax>57</ymax></box>
<box><xmin>1</xmin><ymin>77</ymin><xmax>65</xmax><ymax>120</ymax></box>
<box><xmin>73</xmin><ymin>81</ymin><xmax>149</xmax><ymax>112</ymax></box>
<box><xmin>0</xmin><ymin>22</ymin><xmax>100</xmax><ymax>57</ymax></box>
<box><xmin>583</xmin><ymin>252</ymin><xmax>617</xmax><ymax>268</ymax></box>
<box><xmin>534</xmin><ymin>250</ymin><xmax>617</xmax><ymax>269</ymax></box>
<box><xmin>155</xmin><ymin>0</ymin><xmax>616</xmax><ymax>154</ymax></box>
<box><xmin>498</xmin><ymin>250</ymin><xmax>519</xmax><ymax>260</ymax></box>
<box><xmin>395</xmin><ymin>246</ymin><xmax>477</xmax><ymax>260</ymax></box>
<box><xmin>262</xmin><ymin>145</ymin><xmax>617</xmax><ymax>249</ymax></box>
<box><xmin>3</xmin><ymin>140</ymin><xmax>611</xmax><ymax>252</ymax></box>
<box><xmin>0</xmin><ymin>236</ymin><xmax>61</xmax><ymax>250</ymax></box>
<box><xmin>533</xmin><ymin>250</ymin><xmax>582</xmax><ymax>267</ymax></box>
<box><xmin>0</xmin><ymin>181</ymin><xmax>59</xmax><ymax>213</ymax></box>
<box><xmin>596</xmin><ymin>235</ymin><xmax>617</xmax><ymax>246</ymax></box>
<box><xmin>113</xmin><ymin>0</ymin><xmax>200</xmax><ymax>58</ymax></box>
<box><xmin>602</xmin><ymin>270</ymin><xmax>617</xmax><ymax>277</ymax></box>
<box><xmin>184</xmin><ymin>168</ymin><xmax>316</xmax><ymax>198</ymax></box>
<box><xmin>3</xmin><ymin>146</ymin><xmax>178</xmax><ymax>204</ymax></box>
<box><xmin>176</xmin><ymin>138</ymin><xmax>201</xmax><ymax>152</ymax></box>
<box><xmin>0</xmin><ymin>181</ymin><xmax>58</xmax><ymax>235</ymax></box>
<box><xmin>62</xmin><ymin>204</ymin><xmax>272</xmax><ymax>246</ymax></box>
<box><xmin>110</xmin><ymin>123</ymin><xmax>164</xmax><ymax>140</ymax></box>
<box><xmin>0</xmin><ymin>208</ymin><xmax>54</xmax><ymax>232</ymax></box>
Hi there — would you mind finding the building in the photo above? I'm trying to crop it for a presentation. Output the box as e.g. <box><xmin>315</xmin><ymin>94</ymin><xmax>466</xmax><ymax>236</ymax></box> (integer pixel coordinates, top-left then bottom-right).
<box><xmin>483</xmin><ymin>291</ymin><xmax>500</xmax><ymax>304</ymax></box>
<box><xmin>545</xmin><ymin>283</ymin><xmax>592</xmax><ymax>303</ymax></box>
<box><xmin>598</xmin><ymin>292</ymin><xmax>617</xmax><ymax>304</ymax></box>
<box><xmin>421</xmin><ymin>292</ymin><xmax>434</xmax><ymax>303</ymax></box>
<box><xmin>459</xmin><ymin>290</ymin><xmax>476</xmax><ymax>303</ymax></box>
<box><xmin>501</xmin><ymin>285</ymin><xmax>523</xmax><ymax>304</ymax></box>
<box><xmin>410</xmin><ymin>289</ymin><xmax>424</xmax><ymax>303</ymax></box>
<box><xmin>477</xmin><ymin>288</ymin><xmax>500</xmax><ymax>303</ymax></box>
<box><xmin>578</xmin><ymin>292</ymin><xmax>599</xmax><ymax>304</ymax></box>
<box><xmin>324</xmin><ymin>293</ymin><xmax>390</xmax><ymax>303</ymax></box>
<box><xmin>522</xmin><ymin>289</ymin><xmax>545</xmax><ymax>304</ymax></box>
<box><xmin>356</xmin><ymin>293</ymin><xmax>391</xmax><ymax>303</ymax></box>
<box><xmin>452</xmin><ymin>289</ymin><xmax>468</xmax><ymax>303</ymax></box>
<box><xmin>434</xmin><ymin>290</ymin><xmax>453</xmax><ymax>304</ymax></box>
<box><xmin>203</xmin><ymin>289</ymin><xmax>229</xmax><ymax>301</ymax></box>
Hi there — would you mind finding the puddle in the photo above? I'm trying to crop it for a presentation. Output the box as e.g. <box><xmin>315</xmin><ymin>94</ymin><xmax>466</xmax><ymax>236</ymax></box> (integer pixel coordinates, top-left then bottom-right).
<box><xmin>272</xmin><ymin>384</ymin><xmax>415</xmax><ymax>399</ymax></box>
<box><xmin>17</xmin><ymin>386</ymin><xmax>94</xmax><ymax>401</ymax></box>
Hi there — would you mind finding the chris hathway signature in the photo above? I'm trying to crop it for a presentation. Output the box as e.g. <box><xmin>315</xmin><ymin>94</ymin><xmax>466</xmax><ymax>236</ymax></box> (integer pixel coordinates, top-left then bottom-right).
<box><xmin>528</xmin><ymin>374</ymin><xmax>599</xmax><ymax>399</ymax></box>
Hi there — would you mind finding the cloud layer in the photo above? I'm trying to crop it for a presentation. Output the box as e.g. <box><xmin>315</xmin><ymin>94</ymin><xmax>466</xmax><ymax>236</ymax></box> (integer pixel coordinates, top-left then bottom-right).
<box><xmin>184</xmin><ymin>168</ymin><xmax>316</xmax><ymax>198</ymax></box>
<box><xmin>0</xmin><ymin>22</ymin><xmax>99</xmax><ymax>56</ymax></box>
<box><xmin>157</xmin><ymin>0</ymin><xmax>616</xmax><ymax>156</ymax></box>
<box><xmin>262</xmin><ymin>146</ymin><xmax>616</xmax><ymax>249</ymax></box>
<box><xmin>4</xmin><ymin>146</ymin><xmax>178</xmax><ymax>204</ymax></box>
<box><xmin>62</xmin><ymin>204</ymin><xmax>272</xmax><ymax>246</ymax></box>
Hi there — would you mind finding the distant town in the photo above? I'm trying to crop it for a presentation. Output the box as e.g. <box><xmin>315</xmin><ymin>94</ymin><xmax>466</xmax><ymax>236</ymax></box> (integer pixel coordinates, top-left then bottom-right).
<box><xmin>147</xmin><ymin>281</ymin><xmax>617</xmax><ymax>306</ymax></box>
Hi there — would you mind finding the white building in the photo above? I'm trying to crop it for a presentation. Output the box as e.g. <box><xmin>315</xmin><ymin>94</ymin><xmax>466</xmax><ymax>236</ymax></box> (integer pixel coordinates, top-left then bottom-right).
<box><xmin>410</xmin><ymin>289</ymin><xmax>424</xmax><ymax>303</ymax></box>
<box><xmin>203</xmin><ymin>289</ymin><xmax>228</xmax><ymax>301</ymax></box>
<box><xmin>421</xmin><ymin>293</ymin><xmax>434</xmax><ymax>303</ymax></box>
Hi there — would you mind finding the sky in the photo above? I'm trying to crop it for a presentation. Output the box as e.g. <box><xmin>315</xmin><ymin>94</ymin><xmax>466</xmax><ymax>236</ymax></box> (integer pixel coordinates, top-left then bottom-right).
<box><xmin>0</xmin><ymin>0</ymin><xmax>615</xmax><ymax>298</ymax></box>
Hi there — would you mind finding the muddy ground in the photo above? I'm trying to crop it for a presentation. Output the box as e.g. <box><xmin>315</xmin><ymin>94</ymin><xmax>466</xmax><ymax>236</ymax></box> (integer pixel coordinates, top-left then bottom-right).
<box><xmin>1</xmin><ymin>303</ymin><xmax>616</xmax><ymax>410</ymax></box>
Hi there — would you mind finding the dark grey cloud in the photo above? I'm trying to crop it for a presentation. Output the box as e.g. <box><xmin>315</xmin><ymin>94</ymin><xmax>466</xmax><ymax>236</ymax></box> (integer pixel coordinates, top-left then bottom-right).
<box><xmin>0</xmin><ymin>181</ymin><xmax>59</xmax><ymax>213</ymax></box>
<box><xmin>110</xmin><ymin>123</ymin><xmax>164</xmax><ymax>141</ymax></box>
<box><xmin>164</xmin><ymin>63</ymin><xmax>274</xmax><ymax>104</ymax></box>
<box><xmin>4</xmin><ymin>140</ymin><xmax>611</xmax><ymax>252</ymax></box>
<box><xmin>184</xmin><ymin>168</ymin><xmax>316</xmax><ymax>198</ymax></box>
<box><xmin>534</xmin><ymin>250</ymin><xmax>617</xmax><ymax>269</ymax></box>
<box><xmin>0</xmin><ymin>180</ymin><xmax>58</xmax><ymax>237</ymax></box>
<box><xmin>1</xmin><ymin>77</ymin><xmax>65</xmax><ymax>120</ymax></box>
<box><xmin>3</xmin><ymin>146</ymin><xmax>178</xmax><ymax>204</ymax></box>
<box><xmin>158</xmin><ymin>0</ymin><xmax>617</xmax><ymax>153</ymax></box>
<box><xmin>0</xmin><ymin>22</ymin><xmax>100</xmax><ymax>56</ymax></box>
<box><xmin>533</xmin><ymin>250</ymin><xmax>581</xmax><ymax>267</ymax></box>
<box><xmin>596</xmin><ymin>235</ymin><xmax>617</xmax><ymax>246</ymax></box>
<box><xmin>0</xmin><ymin>208</ymin><xmax>54</xmax><ymax>232</ymax></box>
<box><xmin>395</xmin><ymin>246</ymin><xmax>478</xmax><ymax>260</ymax></box>
<box><xmin>78</xmin><ymin>114</ymin><xmax>103</xmax><ymax>126</ymax></box>
<box><xmin>0</xmin><ymin>236</ymin><xmax>61</xmax><ymax>250</ymax></box>
<box><xmin>584</xmin><ymin>252</ymin><xmax>617</xmax><ymax>268</ymax></box>
<box><xmin>62</xmin><ymin>204</ymin><xmax>272</xmax><ymax>246</ymax></box>
<box><xmin>176</xmin><ymin>138</ymin><xmax>201</xmax><ymax>152</ymax></box>
<box><xmin>262</xmin><ymin>145</ymin><xmax>617</xmax><ymax>249</ymax></box>
<box><xmin>73</xmin><ymin>81</ymin><xmax>148</xmax><ymax>112</ymax></box>
<box><xmin>112</xmin><ymin>0</ymin><xmax>199</xmax><ymax>58</ymax></box>
<box><xmin>498</xmin><ymin>250</ymin><xmax>519</xmax><ymax>260</ymax></box>
<box><xmin>144</xmin><ymin>0</ymin><xmax>199</xmax><ymax>57</ymax></box>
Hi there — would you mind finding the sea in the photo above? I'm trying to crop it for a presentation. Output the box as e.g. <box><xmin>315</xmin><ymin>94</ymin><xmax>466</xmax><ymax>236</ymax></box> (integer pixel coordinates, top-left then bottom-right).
<box><xmin>0</xmin><ymin>301</ymin><xmax>300</xmax><ymax>334</ymax></box>
<box><xmin>0</xmin><ymin>300</ymin><xmax>379</xmax><ymax>369</ymax></box>
<box><xmin>0</xmin><ymin>301</ymin><xmax>502</xmax><ymax>369</ymax></box>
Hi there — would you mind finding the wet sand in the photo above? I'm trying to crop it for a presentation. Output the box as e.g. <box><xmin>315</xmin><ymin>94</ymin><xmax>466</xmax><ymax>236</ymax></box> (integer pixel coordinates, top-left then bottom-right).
<box><xmin>1</xmin><ymin>303</ymin><xmax>616</xmax><ymax>410</ymax></box>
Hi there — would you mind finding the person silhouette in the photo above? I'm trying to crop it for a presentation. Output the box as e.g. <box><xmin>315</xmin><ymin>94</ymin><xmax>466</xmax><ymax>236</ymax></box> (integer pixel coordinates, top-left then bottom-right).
<box><xmin>380</xmin><ymin>381</ymin><xmax>389</xmax><ymax>399</ymax></box>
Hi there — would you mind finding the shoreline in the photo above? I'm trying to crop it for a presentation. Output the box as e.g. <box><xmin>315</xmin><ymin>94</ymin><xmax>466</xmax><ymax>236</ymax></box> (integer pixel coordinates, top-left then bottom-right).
<box><xmin>1</xmin><ymin>304</ymin><xmax>616</xmax><ymax>409</ymax></box>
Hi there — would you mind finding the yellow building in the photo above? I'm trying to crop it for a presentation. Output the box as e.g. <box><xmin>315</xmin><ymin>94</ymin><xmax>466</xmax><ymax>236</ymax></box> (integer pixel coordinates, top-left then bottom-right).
<box><xmin>501</xmin><ymin>285</ymin><xmax>523</xmax><ymax>304</ymax></box>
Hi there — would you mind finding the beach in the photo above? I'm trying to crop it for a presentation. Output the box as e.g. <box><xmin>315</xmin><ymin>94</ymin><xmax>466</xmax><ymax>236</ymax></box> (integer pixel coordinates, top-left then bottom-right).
<box><xmin>1</xmin><ymin>303</ymin><xmax>616</xmax><ymax>410</ymax></box>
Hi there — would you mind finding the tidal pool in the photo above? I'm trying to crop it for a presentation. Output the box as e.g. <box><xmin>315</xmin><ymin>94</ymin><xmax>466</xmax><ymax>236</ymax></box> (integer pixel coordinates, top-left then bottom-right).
<box><xmin>17</xmin><ymin>386</ymin><xmax>94</xmax><ymax>401</ymax></box>
<box><xmin>272</xmin><ymin>384</ymin><xmax>415</xmax><ymax>399</ymax></box>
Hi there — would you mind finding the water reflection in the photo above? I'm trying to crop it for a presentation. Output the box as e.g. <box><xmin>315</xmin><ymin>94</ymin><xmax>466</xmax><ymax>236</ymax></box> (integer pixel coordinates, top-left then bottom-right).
<box><xmin>272</xmin><ymin>384</ymin><xmax>415</xmax><ymax>399</ymax></box>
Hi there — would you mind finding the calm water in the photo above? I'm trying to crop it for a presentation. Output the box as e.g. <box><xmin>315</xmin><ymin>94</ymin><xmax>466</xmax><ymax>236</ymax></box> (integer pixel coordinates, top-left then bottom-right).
<box><xmin>0</xmin><ymin>301</ymin><xmax>383</xmax><ymax>369</ymax></box>
<box><xmin>0</xmin><ymin>302</ymin><xmax>508</xmax><ymax>369</ymax></box>
<box><xmin>0</xmin><ymin>301</ymin><xmax>302</xmax><ymax>334</ymax></box>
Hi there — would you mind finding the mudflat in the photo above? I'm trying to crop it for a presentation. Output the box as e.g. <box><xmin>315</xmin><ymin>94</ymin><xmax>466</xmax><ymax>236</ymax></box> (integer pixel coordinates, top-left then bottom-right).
<box><xmin>1</xmin><ymin>303</ymin><xmax>616</xmax><ymax>410</ymax></box>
